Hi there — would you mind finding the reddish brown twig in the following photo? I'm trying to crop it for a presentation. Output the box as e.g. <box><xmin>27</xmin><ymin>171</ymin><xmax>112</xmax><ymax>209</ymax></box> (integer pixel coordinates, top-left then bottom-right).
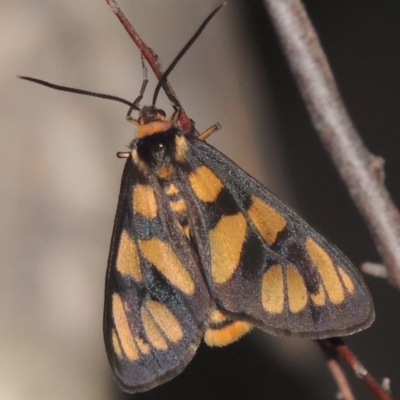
<box><xmin>105</xmin><ymin>0</ymin><xmax>192</xmax><ymax>131</ymax></box>
<box><xmin>261</xmin><ymin>0</ymin><xmax>400</xmax><ymax>289</ymax></box>
<box><xmin>321</xmin><ymin>338</ymin><xmax>392</xmax><ymax>400</ymax></box>
<box><xmin>318</xmin><ymin>340</ymin><xmax>355</xmax><ymax>400</ymax></box>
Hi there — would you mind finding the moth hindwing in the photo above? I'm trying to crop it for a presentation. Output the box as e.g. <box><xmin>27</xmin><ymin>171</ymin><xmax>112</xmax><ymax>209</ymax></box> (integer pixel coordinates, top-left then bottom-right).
<box><xmin>104</xmin><ymin>104</ymin><xmax>374</xmax><ymax>392</ymax></box>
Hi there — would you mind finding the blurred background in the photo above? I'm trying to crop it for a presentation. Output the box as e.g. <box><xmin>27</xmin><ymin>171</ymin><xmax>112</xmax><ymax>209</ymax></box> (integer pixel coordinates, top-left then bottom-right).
<box><xmin>2</xmin><ymin>0</ymin><xmax>400</xmax><ymax>399</ymax></box>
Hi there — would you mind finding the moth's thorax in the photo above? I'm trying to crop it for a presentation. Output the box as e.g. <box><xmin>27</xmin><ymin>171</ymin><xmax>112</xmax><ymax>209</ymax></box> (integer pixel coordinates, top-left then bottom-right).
<box><xmin>131</xmin><ymin>128</ymin><xmax>188</xmax><ymax>179</ymax></box>
<box><xmin>130</xmin><ymin>119</ymin><xmax>191</xmax><ymax>236</ymax></box>
<box><xmin>137</xmin><ymin>120</ymin><xmax>172</xmax><ymax>139</ymax></box>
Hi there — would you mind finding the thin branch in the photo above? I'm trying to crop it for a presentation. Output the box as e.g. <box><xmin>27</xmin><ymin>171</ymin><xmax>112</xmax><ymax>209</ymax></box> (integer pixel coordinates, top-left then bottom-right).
<box><xmin>325</xmin><ymin>338</ymin><xmax>392</xmax><ymax>400</ymax></box>
<box><xmin>261</xmin><ymin>0</ymin><xmax>400</xmax><ymax>289</ymax></box>
<box><xmin>104</xmin><ymin>0</ymin><xmax>192</xmax><ymax>131</ymax></box>
<box><xmin>318</xmin><ymin>340</ymin><xmax>355</xmax><ymax>400</ymax></box>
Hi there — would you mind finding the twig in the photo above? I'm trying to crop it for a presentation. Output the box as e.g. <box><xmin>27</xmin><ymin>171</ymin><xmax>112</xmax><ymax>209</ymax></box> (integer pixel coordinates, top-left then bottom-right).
<box><xmin>318</xmin><ymin>340</ymin><xmax>355</xmax><ymax>400</ymax></box>
<box><xmin>261</xmin><ymin>0</ymin><xmax>400</xmax><ymax>289</ymax></box>
<box><xmin>325</xmin><ymin>338</ymin><xmax>392</xmax><ymax>400</ymax></box>
<box><xmin>104</xmin><ymin>0</ymin><xmax>192</xmax><ymax>131</ymax></box>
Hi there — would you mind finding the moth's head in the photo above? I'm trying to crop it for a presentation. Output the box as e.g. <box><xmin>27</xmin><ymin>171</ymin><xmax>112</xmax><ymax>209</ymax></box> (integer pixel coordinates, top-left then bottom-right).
<box><xmin>136</xmin><ymin>106</ymin><xmax>173</xmax><ymax>139</ymax></box>
<box><xmin>131</xmin><ymin>105</ymin><xmax>186</xmax><ymax>178</ymax></box>
<box><xmin>139</xmin><ymin>105</ymin><xmax>167</xmax><ymax>124</ymax></box>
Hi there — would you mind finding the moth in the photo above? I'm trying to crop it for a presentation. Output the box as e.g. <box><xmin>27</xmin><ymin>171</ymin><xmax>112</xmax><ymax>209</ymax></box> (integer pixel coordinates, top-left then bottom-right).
<box><xmin>19</xmin><ymin>3</ymin><xmax>374</xmax><ymax>394</ymax></box>
<box><xmin>102</xmin><ymin>97</ymin><xmax>374</xmax><ymax>392</ymax></box>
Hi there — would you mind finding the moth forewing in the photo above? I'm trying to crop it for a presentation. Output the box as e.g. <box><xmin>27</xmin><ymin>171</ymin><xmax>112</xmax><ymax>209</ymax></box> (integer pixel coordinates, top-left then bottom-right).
<box><xmin>104</xmin><ymin>151</ymin><xmax>210</xmax><ymax>392</ymax></box>
<box><xmin>178</xmin><ymin>136</ymin><xmax>374</xmax><ymax>339</ymax></box>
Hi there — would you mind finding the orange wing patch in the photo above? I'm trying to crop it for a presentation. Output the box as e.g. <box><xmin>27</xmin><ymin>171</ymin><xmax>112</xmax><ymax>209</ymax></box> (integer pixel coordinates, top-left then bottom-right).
<box><xmin>170</xmin><ymin>199</ymin><xmax>187</xmax><ymax>214</ymax></box>
<box><xmin>189</xmin><ymin>166</ymin><xmax>224</xmax><ymax>202</ymax></box>
<box><xmin>248</xmin><ymin>196</ymin><xmax>286</xmax><ymax>246</ymax></box>
<box><xmin>338</xmin><ymin>267</ymin><xmax>355</xmax><ymax>293</ymax></box>
<box><xmin>306</xmin><ymin>238</ymin><xmax>345</xmax><ymax>304</ymax></box>
<box><xmin>133</xmin><ymin>184</ymin><xmax>158</xmax><ymax>219</ymax></box>
<box><xmin>112</xmin><ymin>329</ymin><xmax>123</xmax><ymax>359</ymax></box>
<box><xmin>116</xmin><ymin>230</ymin><xmax>142</xmax><ymax>281</ymax></box>
<box><xmin>286</xmin><ymin>265</ymin><xmax>308</xmax><ymax>313</ymax></box>
<box><xmin>112</xmin><ymin>293</ymin><xmax>139</xmax><ymax>361</ymax></box>
<box><xmin>261</xmin><ymin>264</ymin><xmax>285</xmax><ymax>314</ymax></box>
<box><xmin>141</xmin><ymin>307</ymin><xmax>168</xmax><ymax>351</ymax></box>
<box><xmin>146</xmin><ymin>300</ymin><xmax>183</xmax><ymax>343</ymax></box>
<box><xmin>310</xmin><ymin>284</ymin><xmax>326</xmax><ymax>306</ymax></box>
<box><xmin>209</xmin><ymin>213</ymin><xmax>247</xmax><ymax>284</ymax></box>
<box><xmin>139</xmin><ymin>238</ymin><xmax>195</xmax><ymax>295</ymax></box>
<box><xmin>156</xmin><ymin>165</ymin><xmax>174</xmax><ymax>179</ymax></box>
<box><xmin>166</xmin><ymin>183</ymin><xmax>179</xmax><ymax>196</ymax></box>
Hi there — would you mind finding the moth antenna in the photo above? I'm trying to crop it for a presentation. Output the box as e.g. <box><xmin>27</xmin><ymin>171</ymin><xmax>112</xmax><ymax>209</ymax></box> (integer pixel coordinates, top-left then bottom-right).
<box><xmin>18</xmin><ymin>75</ymin><xmax>132</xmax><ymax>106</ymax></box>
<box><xmin>19</xmin><ymin>3</ymin><xmax>226</xmax><ymax>114</ymax></box>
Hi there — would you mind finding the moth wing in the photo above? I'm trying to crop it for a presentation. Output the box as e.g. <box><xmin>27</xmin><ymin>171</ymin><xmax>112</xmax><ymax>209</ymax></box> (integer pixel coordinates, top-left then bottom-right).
<box><xmin>104</xmin><ymin>156</ymin><xmax>210</xmax><ymax>392</ymax></box>
<box><xmin>180</xmin><ymin>137</ymin><xmax>374</xmax><ymax>339</ymax></box>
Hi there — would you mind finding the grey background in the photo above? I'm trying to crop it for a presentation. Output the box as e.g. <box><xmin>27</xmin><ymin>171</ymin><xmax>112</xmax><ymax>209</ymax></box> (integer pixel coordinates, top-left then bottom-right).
<box><xmin>2</xmin><ymin>1</ymin><xmax>400</xmax><ymax>399</ymax></box>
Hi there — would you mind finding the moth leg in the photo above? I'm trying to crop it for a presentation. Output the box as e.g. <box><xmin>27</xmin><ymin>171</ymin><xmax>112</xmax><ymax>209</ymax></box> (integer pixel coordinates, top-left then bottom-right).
<box><xmin>198</xmin><ymin>123</ymin><xmax>221</xmax><ymax>141</ymax></box>
<box><xmin>170</xmin><ymin>106</ymin><xmax>181</xmax><ymax>125</ymax></box>
<box><xmin>116</xmin><ymin>152</ymin><xmax>131</xmax><ymax>159</ymax></box>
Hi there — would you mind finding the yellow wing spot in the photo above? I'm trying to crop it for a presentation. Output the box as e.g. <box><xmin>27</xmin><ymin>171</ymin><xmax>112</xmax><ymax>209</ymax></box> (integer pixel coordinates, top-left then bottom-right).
<box><xmin>166</xmin><ymin>183</ymin><xmax>179</xmax><ymax>196</ymax></box>
<box><xmin>116</xmin><ymin>230</ymin><xmax>142</xmax><ymax>281</ymax></box>
<box><xmin>133</xmin><ymin>184</ymin><xmax>157</xmax><ymax>219</ymax></box>
<box><xmin>310</xmin><ymin>284</ymin><xmax>326</xmax><ymax>306</ymax></box>
<box><xmin>189</xmin><ymin>166</ymin><xmax>224</xmax><ymax>202</ymax></box>
<box><xmin>286</xmin><ymin>265</ymin><xmax>308</xmax><ymax>313</ymax></box>
<box><xmin>170</xmin><ymin>199</ymin><xmax>187</xmax><ymax>214</ymax></box>
<box><xmin>112</xmin><ymin>329</ymin><xmax>123</xmax><ymax>359</ymax></box>
<box><xmin>139</xmin><ymin>238</ymin><xmax>195</xmax><ymax>295</ymax></box>
<box><xmin>248</xmin><ymin>196</ymin><xmax>287</xmax><ymax>246</ymax></box>
<box><xmin>141</xmin><ymin>307</ymin><xmax>168</xmax><ymax>351</ymax></box>
<box><xmin>112</xmin><ymin>293</ymin><xmax>139</xmax><ymax>361</ymax></box>
<box><xmin>306</xmin><ymin>238</ymin><xmax>345</xmax><ymax>304</ymax></box>
<box><xmin>210</xmin><ymin>213</ymin><xmax>247</xmax><ymax>284</ymax></box>
<box><xmin>175</xmin><ymin>135</ymin><xmax>189</xmax><ymax>163</ymax></box>
<box><xmin>204</xmin><ymin>321</ymin><xmax>252</xmax><ymax>347</ymax></box>
<box><xmin>338</xmin><ymin>267</ymin><xmax>355</xmax><ymax>293</ymax></box>
<box><xmin>147</xmin><ymin>300</ymin><xmax>183</xmax><ymax>343</ymax></box>
<box><xmin>261</xmin><ymin>264</ymin><xmax>285</xmax><ymax>314</ymax></box>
